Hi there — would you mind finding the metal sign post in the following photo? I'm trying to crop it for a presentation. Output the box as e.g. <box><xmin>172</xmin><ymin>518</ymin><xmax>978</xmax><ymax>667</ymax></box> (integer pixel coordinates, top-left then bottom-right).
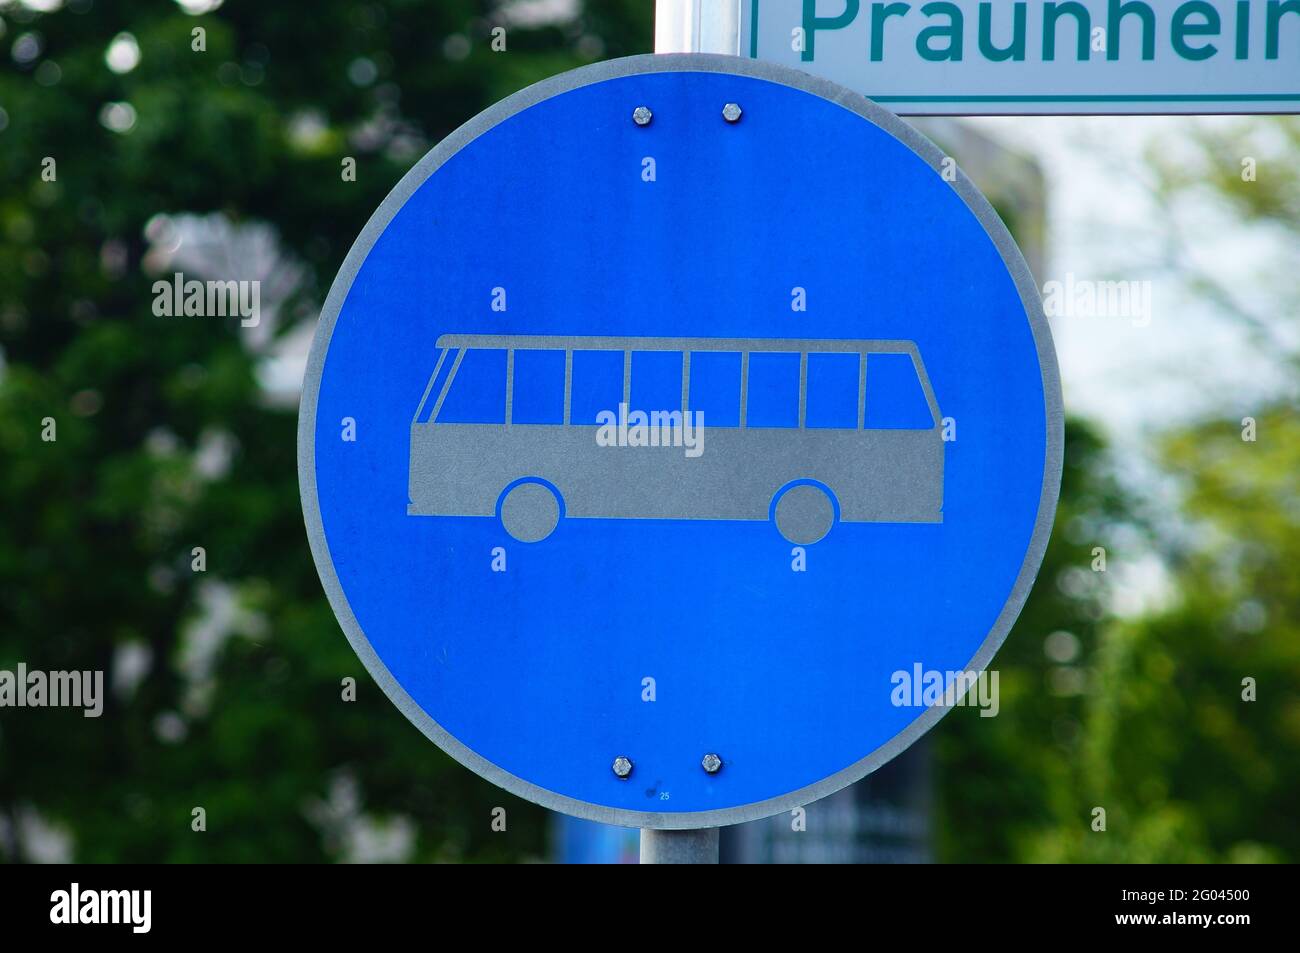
<box><xmin>655</xmin><ymin>0</ymin><xmax>743</xmax><ymax>56</ymax></box>
<box><xmin>643</xmin><ymin>0</ymin><xmax>744</xmax><ymax>867</ymax></box>
<box><xmin>640</xmin><ymin>827</ymin><xmax>720</xmax><ymax>864</ymax></box>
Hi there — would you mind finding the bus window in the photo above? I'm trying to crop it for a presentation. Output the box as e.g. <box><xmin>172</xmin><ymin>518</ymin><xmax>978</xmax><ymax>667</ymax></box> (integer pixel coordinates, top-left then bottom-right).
<box><xmin>569</xmin><ymin>349</ymin><xmax>623</xmax><ymax>424</ymax></box>
<box><xmin>416</xmin><ymin>348</ymin><xmax>459</xmax><ymax>423</ymax></box>
<box><xmin>688</xmin><ymin>351</ymin><xmax>741</xmax><ymax>427</ymax></box>
<box><xmin>747</xmin><ymin>352</ymin><xmax>800</xmax><ymax>428</ymax></box>
<box><xmin>436</xmin><ymin>348</ymin><xmax>507</xmax><ymax>423</ymax></box>
<box><xmin>631</xmin><ymin>350</ymin><xmax>682</xmax><ymax>413</ymax></box>
<box><xmin>865</xmin><ymin>353</ymin><xmax>933</xmax><ymax>430</ymax></box>
<box><xmin>511</xmin><ymin>349</ymin><xmax>565</xmax><ymax>425</ymax></box>
<box><xmin>805</xmin><ymin>352</ymin><xmax>860</xmax><ymax>429</ymax></box>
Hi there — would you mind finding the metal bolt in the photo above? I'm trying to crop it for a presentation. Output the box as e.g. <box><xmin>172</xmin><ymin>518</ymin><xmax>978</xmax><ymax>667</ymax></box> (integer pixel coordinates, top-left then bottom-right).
<box><xmin>632</xmin><ymin>106</ymin><xmax>653</xmax><ymax>127</ymax></box>
<box><xmin>612</xmin><ymin>756</ymin><xmax>633</xmax><ymax>778</ymax></box>
<box><xmin>722</xmin><ymin>103</ymin><xmax>743</xmax><ymax>123</ymax></box>
<box><xmin>701</xmin><ymin>753</ymin><xmax>723</xmax><ymax>774</ymax></box>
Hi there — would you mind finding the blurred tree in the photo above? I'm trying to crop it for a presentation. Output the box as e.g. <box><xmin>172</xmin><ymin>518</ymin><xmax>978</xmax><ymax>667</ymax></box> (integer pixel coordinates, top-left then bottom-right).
<box><xmin>0</xmin><ymin>0</ymin><xmax>651</xmax><ymax>862</ymax></box>
<box><xmin>934</xmin><ymin>119</ymin><xmax>1299</xmax><ymax>863</ymax></box>
<box><xmin>931</xmin><ymin>418</ymin><xmax>1148</xmax><ymax>862</ymax></box>
<box><xmin>1025</xmin><ymin>407</ymin><xmax>1299</xmax><ymax>863</ymax></box>
<box><xmin>1020</xmin><ymin>118</ymin><xmax>1300</xmax><ymax>862</ymax></box>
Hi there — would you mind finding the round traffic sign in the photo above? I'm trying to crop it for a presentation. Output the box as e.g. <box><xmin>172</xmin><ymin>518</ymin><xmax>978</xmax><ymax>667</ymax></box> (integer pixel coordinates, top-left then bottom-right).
<box><xmin>299</xmin><ymin>54</ymin><xmax>1062</xmax><ymax>828</ymax></box>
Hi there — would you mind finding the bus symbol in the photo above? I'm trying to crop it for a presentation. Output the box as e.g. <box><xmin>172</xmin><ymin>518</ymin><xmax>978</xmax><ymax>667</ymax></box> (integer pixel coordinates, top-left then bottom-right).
<box><xmin>409</xmin><ymin>334</ymin><xmax>944</xmax><ymax>544</ymax></box>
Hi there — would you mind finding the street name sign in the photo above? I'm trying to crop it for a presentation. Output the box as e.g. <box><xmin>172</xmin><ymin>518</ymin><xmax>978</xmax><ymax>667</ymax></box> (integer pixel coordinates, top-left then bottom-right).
<box><xmin>742</xmin><ymin>0</ymin><xmax>1300</xmax><ymax>114</ymax></box>
<box><xmin>299</xmin><ymin>54</ymin><xmax>1063</xmax><ymax>828</ymax></box>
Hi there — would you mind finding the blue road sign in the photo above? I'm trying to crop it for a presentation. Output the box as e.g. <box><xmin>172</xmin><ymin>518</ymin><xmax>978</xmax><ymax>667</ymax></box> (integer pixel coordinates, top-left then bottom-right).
<box><xmin>299</xmin><ymin>54</ymin><xmax>1063</xmax><ymax>829</ymax></box>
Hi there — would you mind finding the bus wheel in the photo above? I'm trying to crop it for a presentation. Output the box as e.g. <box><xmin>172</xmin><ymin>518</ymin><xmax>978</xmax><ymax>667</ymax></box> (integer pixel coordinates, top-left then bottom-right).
<box><xmin>773</xmin><ymin>483</ymin><xmax>836</xmax><ymax>545</ymax></box>
<box><xmin>499</xmin><ymin>480</ymin><xmax>561</xmax><ymax>543</ymax></box>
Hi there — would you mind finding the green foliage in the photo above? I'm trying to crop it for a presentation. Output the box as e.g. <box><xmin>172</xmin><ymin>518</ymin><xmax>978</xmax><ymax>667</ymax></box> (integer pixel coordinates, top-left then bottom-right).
<box><xmin>1023</xmin><ymin>408</ymin><xmax>1298</xmax><ymax>863</ymax></box>
<box><xmin>933</xmin><ymin>418</ymin><xmax>1146</xmax><ymax>861</ymax></box>
<box><xmin>934</xmin><ymin>411</ymin><xmax>1298</xmax><ymax>864</ymax></box>
<box><xmin>933</xmin><ymin>116</ymin><xmax>1300</xmax><ymax>861</ymax></box>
